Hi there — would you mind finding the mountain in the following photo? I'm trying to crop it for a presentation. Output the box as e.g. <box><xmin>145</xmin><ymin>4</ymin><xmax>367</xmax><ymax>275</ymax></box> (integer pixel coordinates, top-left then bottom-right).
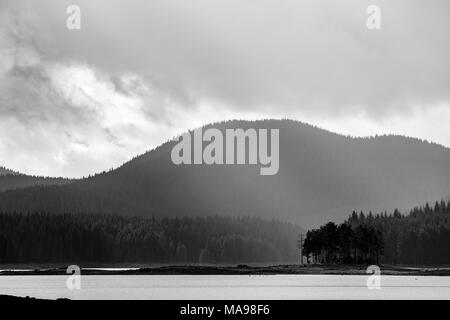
<box><xmin>0</xmin><ymin>119</ymin><xmax>450</xmax><ymax>227</ymax></box>
<box><xmin>0</xmin><ymin>166</ymin><xmax>73</xmax><ymax>193</ymax></box>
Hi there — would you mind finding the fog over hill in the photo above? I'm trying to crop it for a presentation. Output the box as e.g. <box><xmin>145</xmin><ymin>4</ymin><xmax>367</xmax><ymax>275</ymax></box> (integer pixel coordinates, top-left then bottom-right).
<box><xmin>1</xmin><ymin>119</ymin><xmax>450</xmax><ymax>227</ymax></box>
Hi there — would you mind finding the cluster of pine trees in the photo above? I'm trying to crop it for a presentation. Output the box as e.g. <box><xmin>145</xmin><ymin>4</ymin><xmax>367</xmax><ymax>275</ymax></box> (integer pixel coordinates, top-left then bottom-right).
<box><xmin>347</xmin><ymin>200</ymin><xmax>450</xmax><ymax>265</ymax></box>
<box><xmin>303</xmin><ymin>200</ymin><xmax>450</xmax><ymax>265</ymax></box>
<box><xmin>302</xmin><ymin>222</ymin><xmax>383</xmax><ymax>264</ymax></box>
<box><xmin>0</xmin><ymin>212</ymin><xmax>301</xmax><ymax>264</ymax></box>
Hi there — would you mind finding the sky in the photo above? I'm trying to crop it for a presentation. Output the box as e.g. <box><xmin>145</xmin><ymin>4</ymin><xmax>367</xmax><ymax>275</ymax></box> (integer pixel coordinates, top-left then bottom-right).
<box><xmin>0</xmin><ymin>0</ymin><xmax>449</xmax><ymax>177</ymax></box>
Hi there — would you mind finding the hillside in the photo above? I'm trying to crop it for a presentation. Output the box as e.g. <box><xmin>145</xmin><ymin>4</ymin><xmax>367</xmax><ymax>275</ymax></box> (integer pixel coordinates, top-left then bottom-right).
<box><xmin>0</xmin><ymin>119</ymin><xmax>450</xmax><ymax>227</ymax></box>
<box><xmin>0</xmin><ymin>166</ymin><xmax>73</xmax><ymax>193</ymax></box>
<box><xmin>0</xmin><ymin>175</ymin><xmax>73</xmax><ymax>193</ymax></box>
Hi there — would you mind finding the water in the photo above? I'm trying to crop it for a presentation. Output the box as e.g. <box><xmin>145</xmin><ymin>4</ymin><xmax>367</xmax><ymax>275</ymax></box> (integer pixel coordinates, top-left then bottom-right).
<box><xmin>1</xmin><ymin>275</ymin><xmax>450</xmax><ymax>300</ymax></box>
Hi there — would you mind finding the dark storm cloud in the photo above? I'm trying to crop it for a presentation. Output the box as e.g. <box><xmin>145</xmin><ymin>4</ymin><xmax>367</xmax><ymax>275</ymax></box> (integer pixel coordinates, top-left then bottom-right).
<box><xmin>9</xmin><ymin>0</ymin><xmax>447</xmax><ymax>116</ymax></box>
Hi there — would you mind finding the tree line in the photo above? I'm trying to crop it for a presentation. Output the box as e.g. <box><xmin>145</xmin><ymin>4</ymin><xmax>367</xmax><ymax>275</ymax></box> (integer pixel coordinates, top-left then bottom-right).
<box><xmin>0</xmin><ymin>212</ymin><xmax>301</xmax><ymax>264</ymax></box>
<box><xmin>303</xmin><ymin>199</ymin><xmax>450</xmax><ymax>265</ymax></box>
<box><xmin>301</xmin><ymin>222</ymin><xmax>383</xmax><ymax>264</ymax></box>
<box><xmin>347</xmin><ymin>200</ymin><xmax>450</xmax><ymax>265</ymax></box>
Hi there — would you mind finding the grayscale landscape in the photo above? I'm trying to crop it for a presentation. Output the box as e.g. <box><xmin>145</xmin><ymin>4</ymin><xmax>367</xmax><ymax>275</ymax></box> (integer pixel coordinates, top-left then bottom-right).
<box><xmin>0</xmin><ymin>0</ymin><xmax>449</xmax><ymax>301</ymax></box>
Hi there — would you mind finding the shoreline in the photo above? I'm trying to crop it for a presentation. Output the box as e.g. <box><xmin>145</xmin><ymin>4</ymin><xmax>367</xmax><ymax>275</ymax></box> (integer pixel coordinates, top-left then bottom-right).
<box><xmin>2</xmin><ymin>264</ymin><xmax>450</xmax><ymax>276</ymax></box>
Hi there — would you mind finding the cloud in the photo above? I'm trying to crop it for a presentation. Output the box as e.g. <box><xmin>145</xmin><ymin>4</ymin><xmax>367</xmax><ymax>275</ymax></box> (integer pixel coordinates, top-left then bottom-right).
<box><xmin>0</xmin><ymin>6</ymin><xmax>190</xmax><ymax>176</ymax></box>
<box><xmin>11</xmin><ymin>0</ymin><xmax>446</xmax><ymax>115</ymax></box>
<box><xmin>0</xmin><ymin>0</ymin><xmax>449</xmax><ymax>176</ymax></box>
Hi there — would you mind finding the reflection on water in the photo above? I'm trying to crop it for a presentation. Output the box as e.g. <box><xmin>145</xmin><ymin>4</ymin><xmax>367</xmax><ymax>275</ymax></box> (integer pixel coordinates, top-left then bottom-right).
<box><xmin>1</xmin><ymin>275</ymin><xmax>450</xmax><ymax>300</ymax></box>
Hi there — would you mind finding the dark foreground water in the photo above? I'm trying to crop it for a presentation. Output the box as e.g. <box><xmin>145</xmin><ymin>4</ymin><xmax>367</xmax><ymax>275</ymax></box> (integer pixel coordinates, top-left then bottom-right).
<box><xmin>1</xmin><ymin>275</ymin><xmax>450</xmax><ymax>300</ymax></box>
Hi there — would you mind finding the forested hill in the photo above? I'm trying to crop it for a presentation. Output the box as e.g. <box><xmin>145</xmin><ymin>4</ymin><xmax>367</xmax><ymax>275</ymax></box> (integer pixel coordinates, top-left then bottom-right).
<box><xmin>0</xmin><ymin>213</ymin><xmax>301</xmax><ymax>263</ymax></box>
<box><xmin>1</xmin><ymin>119</ymin><xmax>450</xmax><ymax>227</ymax></box>
<box><xmin>0</xmin><ymin>170</ymin><xmax>73</xmax><ymax>193</ymax></box>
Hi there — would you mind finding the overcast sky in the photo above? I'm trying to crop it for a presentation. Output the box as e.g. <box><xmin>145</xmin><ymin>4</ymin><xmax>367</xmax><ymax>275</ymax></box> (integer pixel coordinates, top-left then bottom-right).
<box><xmin>0</xmin><ymin>0</ymin><xmax>449</xmax><ymax>177</ymax></box>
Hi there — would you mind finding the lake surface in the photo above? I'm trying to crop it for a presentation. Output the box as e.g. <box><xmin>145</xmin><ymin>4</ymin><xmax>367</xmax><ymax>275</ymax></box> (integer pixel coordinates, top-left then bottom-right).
<box><xmin>1</xmin><ymin>275</ymin><xmax>450</xmax><ymax>300</ymax></box>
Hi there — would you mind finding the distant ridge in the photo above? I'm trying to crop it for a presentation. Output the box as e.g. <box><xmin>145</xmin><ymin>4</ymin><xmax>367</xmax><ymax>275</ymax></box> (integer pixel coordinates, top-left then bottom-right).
<box><xmin>1</xmin><ymin>119</ymin><xmax>450</xmax><ymax>227</ymax></box>
<box><xmin>0</xmin><ymin>166</ymin><xmax>73</xmax><ymax>193</ymax></box>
